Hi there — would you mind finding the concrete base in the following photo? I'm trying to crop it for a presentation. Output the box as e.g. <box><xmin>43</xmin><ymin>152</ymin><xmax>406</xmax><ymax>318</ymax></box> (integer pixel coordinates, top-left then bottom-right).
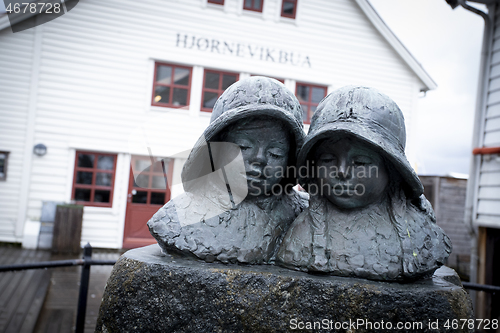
<box><xmin>97</xmin><ymin>244</ymin><xmax>473</xmax><ymax>333</ymax></box>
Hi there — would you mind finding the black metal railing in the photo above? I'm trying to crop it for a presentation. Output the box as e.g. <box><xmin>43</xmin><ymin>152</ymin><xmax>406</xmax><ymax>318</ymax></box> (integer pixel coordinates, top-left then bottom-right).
<box><xmin>0</xmin><ymin>243</ymin><xmax>116</xmax><ymax>333</ymax></box>
<box><xmin>2</xmin><ymin>248</ymin><xmax>500</xmax><ymax>332</ymax></box>
<box><xmin>462</xmin><ymin>282</ymin><xmax>500</xmax><ymax>294</ymax></box>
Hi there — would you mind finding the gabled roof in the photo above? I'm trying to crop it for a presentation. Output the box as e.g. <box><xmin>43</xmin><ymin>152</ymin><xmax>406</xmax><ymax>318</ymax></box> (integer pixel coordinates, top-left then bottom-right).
<box><xmin>0</xmin><ymin>0</ymin><xmax>436</xmax><ymax>91</ymax></box>
<box><xmin>357</xmin><ymin>0</ymin><xmax>437</xmax><ymax>91</ymax></box>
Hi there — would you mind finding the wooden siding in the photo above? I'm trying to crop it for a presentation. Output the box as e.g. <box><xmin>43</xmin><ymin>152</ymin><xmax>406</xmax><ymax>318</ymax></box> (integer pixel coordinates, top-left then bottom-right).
<box><xmin>1</xmin><ymin>0</ymin><xmax>426</xmax><ymax>247</ymax></box>
<box><xmin>420</xmin><ymin>176</ymin><xmax>470</xmax><ymax>278</ymax></box>
<box><xmin>476</xmin><ymin>3</ymin><xmax>500</xmax><ymax>223</ymax></box>
<box><xmin>0</xmin><ymin>27</ymin><xmax>35</xmax><ymax>242</ymax></box>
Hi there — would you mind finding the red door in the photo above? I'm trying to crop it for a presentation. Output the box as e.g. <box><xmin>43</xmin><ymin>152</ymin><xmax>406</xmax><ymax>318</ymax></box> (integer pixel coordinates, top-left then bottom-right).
<box><xmin>123</xmin><ymin>155</ymin><xmax>173</xmax><ymax>249</ymax></box>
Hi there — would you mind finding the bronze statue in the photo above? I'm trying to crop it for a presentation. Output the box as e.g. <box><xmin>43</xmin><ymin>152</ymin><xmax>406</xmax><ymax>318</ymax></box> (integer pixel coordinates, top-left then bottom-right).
<box><xmin>276</xmin><ymin>86</ymin><xmax>452</xmax><ymax>281</ymax></box>
<box><xmin>148</xmin><ymin>76</ymin><xmax>307</xmax><ymax>264</ymax></box>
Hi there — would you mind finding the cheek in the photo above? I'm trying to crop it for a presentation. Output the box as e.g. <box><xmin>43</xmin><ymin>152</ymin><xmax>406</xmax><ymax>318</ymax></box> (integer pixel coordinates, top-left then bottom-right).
<box><xmin>364</xmin><ymin>170</ymin><xmax>389</xmax><ymax>195</ymax></box>
<box><xmin>264</xmin><ymin>157</ymin><xmax>288</xmax><ymax>177</ymax></box>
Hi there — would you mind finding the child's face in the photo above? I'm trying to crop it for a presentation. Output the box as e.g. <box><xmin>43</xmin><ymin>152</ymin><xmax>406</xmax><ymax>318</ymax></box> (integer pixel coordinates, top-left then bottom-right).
<box><xmin>314</xmin><ymin>137</ymin><xmax>389</xmax><ymax>210</ymax></box>
<box><xmin>223</xmin><ymin>119</ymin><xmax>290</xmax><ymax>197</ymax></box>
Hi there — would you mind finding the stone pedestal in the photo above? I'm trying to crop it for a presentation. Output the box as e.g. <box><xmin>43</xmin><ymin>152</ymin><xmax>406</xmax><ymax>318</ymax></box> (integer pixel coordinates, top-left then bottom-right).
<box><xmin>97</xmin><ymin>244</ymin><xmax>473</xmax><ymax>333</ymax></box>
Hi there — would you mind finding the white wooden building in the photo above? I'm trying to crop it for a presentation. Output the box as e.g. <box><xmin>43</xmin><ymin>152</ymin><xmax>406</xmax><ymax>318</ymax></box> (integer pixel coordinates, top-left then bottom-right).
<box><xmin>0</xmin><ymin>0</ymin><xmax>435</xmax><ymax>249</ymax></box>
<box><xmin>451</xmin><ymin>0</ymin><xmax>500</xmax><ymax>319</ymax></box>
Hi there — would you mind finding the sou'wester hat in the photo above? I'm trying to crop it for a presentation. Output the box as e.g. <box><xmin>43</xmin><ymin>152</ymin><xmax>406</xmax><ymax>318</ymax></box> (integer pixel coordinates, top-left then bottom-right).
<box><xmin>182</xmin><ymin>76</ymin><xmax>306</xmax><ymax>192</ymax></box>
<box><xmin>298</xmin><ymin>85</ymin><xmax>424</xmax><ymax>199</ymax></box>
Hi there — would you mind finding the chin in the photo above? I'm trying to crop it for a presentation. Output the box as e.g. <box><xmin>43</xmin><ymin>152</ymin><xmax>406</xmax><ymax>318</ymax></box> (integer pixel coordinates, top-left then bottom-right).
<box><xmin>327</xmin><ymin>196</ymin><xmax>364</xmax><ymax>210</ymax></box>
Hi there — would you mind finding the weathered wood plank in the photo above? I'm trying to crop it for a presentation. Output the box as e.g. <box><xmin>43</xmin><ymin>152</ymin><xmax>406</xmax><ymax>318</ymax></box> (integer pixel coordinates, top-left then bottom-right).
<box><xmin>4</xmin><ymin>270</ymin><xmax>50</xmax><ymax>333</ymax></box>
<box><xmin>52</xmin><ymin>205</ymin><xmax>83</xmax><ymax>254</ymax></box>
<box><xmin>0</xmin><ymin>248</ymin><xmax>51</xmax><ymax>333</ymax></box>
<box><xmin>18</xmin><ymin>270</ymin><xmax>51</xmax><ymax>333</ymax></box>
<box><xmin>0</xmin><ymin>249</ymin><xmax>32</xmax><ymax>307</ymax></box>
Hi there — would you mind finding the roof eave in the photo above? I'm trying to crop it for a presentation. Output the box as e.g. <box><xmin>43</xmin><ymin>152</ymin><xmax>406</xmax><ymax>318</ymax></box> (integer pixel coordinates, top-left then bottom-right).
<box><xmin>357</xmin><ymin>0</ymin><xmax>437</xmax><ymax>92</ymax></box>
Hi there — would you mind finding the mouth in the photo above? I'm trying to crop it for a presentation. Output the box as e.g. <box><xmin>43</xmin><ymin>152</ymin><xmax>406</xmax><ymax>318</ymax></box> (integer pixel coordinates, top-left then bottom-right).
<box><xmin>245</xmin><ymin>170</ymin><xmax>266</xmax><ymax>183</ymax></box>
<box><xmin>331</xmin><ymin>184</ymin><xmax>355</xmax><ymax>195</ymax></box>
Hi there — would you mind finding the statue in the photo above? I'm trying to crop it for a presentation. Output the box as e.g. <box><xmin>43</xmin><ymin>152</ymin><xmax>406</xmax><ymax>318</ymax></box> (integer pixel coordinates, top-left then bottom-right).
<box><xmin>97</xmin><ymin>86</ymin><xmax>472</xmax><ymax>332</ymax></box>
<box><xmin>276</xmin><ymin>86</ymin><xmax>452</xmax><ymax>281</ymax></box>
<box><xmin>148</xmin><ymin>76</ymin><xmax>308</xmax><ymax>264</ymax></box>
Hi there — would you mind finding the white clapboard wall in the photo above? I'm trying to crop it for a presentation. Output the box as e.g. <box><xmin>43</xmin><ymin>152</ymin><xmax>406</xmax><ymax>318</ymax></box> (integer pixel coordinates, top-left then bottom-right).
<box><xmin>0</xmin><ymin>0</ymin><xmax>433</xmax><ymax>248</ymax></box>
<box><xmin>0</xmin><ymin>27</ymin><xmax>36</xmax><ymax>242</ymax></box>
<box><xmin>475</xmin><ymin>3</ymin><xmax>500</xmax><ymax>227</ymax></box>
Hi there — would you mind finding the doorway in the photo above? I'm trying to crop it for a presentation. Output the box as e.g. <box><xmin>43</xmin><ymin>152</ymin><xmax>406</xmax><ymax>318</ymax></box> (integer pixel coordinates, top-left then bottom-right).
<box><xmin>123</xmin><ymin>155</ymin><xmax>173</xmax><ymax>249</ymax></box>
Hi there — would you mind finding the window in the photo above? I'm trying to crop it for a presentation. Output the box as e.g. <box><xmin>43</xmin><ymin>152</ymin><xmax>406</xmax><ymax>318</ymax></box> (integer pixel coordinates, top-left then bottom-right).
<box><xmin>130</xmin><ymin>156</ymin><xmax>173</xmax><ymax>206</ymax></box>
<box><xmin>208</xmin><ymin>0</ymin><xmax>224</xmax><ymax>4</ymax></box>
<box><xmin>201</xmin><ymin>70</ymin><xmax>239</xmax><ymax>111</ymax></box>
<box><xmin>296</xmin><ymin>82</ymin><xmax>327</xmax><ymax>123</ymax></box>
<box><xmin>0</xmin><ymin>152</ymin><xmax>9</xmax><ymax>181</ymax></box>
<box><xmin>152</xmin><ymin>62</ymin><xmax>192</xmax><ymax>108</ymax></box>
<box><xmin>281</xmin><ymin>0</ymin><xmax>297</xmax><ymax>19</ymax></box>
<box><xmin>72</xmin><ymin>151</ymin><xmax>117</xmax><ymax>207</ymax></box>
<box><xmin>243</xmin><ymin>0</ymin><xmax>263</xmax><ymax>12</ymax></box>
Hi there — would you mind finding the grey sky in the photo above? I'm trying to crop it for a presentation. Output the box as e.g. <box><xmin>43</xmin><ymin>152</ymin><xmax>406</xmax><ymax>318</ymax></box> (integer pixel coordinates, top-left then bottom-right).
<box><xmin>369</xmin><ymin>0</ymin><xmax>485</xmax><ymax>176</ymax></box>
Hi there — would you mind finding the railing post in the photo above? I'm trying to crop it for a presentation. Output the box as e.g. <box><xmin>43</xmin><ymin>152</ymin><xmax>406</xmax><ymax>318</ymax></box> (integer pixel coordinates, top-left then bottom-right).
<box><xmin>75</xmin><ymin>243</ymin><xmax>92</xmax><ymax>333</ymax></box>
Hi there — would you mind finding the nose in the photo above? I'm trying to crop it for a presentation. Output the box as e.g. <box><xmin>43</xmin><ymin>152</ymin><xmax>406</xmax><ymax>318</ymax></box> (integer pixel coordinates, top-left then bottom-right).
<box><xmin>337</xmin><ymin>157</ymin><xmax>351</xmax><ymax>180</ymax></box>
<box><xmin>250</xmin><ymin>147</ymin><xmax>267</xmax><ymax>166</ymax></box>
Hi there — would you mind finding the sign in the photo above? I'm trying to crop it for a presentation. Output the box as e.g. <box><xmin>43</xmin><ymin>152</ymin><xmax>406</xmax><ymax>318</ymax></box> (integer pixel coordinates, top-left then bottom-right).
<box><xmin>175</xmin><ymin>33</ymin><xmax>312</xmax><ymax>68</ymax></box>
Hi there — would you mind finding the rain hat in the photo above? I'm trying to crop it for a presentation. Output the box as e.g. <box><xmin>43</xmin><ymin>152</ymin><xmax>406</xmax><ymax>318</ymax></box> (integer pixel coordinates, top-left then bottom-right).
<box><xmin>182</xmin><ymin>76</ymin><xmax>305</xmax><ymax>192</ymax></box>
<box><xmin>298</xmin><ymin>86</ymin><xmax>423</xmax><ymax>199</ymax></box>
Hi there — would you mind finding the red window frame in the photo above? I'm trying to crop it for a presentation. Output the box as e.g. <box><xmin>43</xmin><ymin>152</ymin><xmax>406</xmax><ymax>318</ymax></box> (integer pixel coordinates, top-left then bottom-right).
<box><xmin>151</xmin><ymin>62</ymin><xmax>192</xmax><ymax>108</ymax></box>
<box><xmin>71</xmin><ymin>151</ymin><xmax>117</xmax><ymax>207</ymax></box>
<box><xmin>201</xmin><ymin>69</ymin><xmax>239</xmax><ymax>112</ymax></box>
<box><xmin>281</xmin><ymin>0</ymin><xmax>297</xmax><ymax>19</ymax></box>
<box><xmin>208</xmin><ymin>0</ymin><xmax>224</xmax><ymax>4</ymax></box>
<box><xmin>296</xmin><ymin>82</ymin><xmax>327</xmax><ymax>124</ymax></box>
<box><xmin>0</xmin><ymin>151</ymin><xmax>9</xmax><ymax>181</ymax></box>
<box><xmin>243</xmin><ymin>0</ymin><xmax>263</xmax><ymax>12</ymax></box>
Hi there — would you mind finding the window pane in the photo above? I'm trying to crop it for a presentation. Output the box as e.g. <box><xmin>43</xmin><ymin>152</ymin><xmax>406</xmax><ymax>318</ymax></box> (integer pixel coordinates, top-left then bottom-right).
<box><xmin>153</xmin><ymin>159</ymin><xmax>167</xmax><ymax>173</ymax></box>
<box><xmin>156</xmin><ymin>65</ymin><xmax>172</xmax><ymax>85</ymax></box>
<box><xmin>150</xmin><ymin>192</ymin><xmax>166</xmax><ymax>205</ymax></box>
<box><xmin>76</xmin><ymin>171</ymin><xmax>93</xmax><ymax>185</ymax></box>
<box><xmin>132</xmin><ymin>191</ymin><xmax>148</xmax><ymax>204</ymax></box>
<box><xmin>152</xmin><ymin>176</ymin><xmax>166</xmax><ymax>189</ymax></box>
<box><xmin>172</xmin><ymin>88</ymin><xmax>188</xmax><ymax>106</ymax></box>
<box><xmin>77</xmin><ymin>154</ymin><xmax>94</xmax><ymax>168</ymax></box>
<box><xmin>135</xmin><ymin>173</ymin><xmax>150</xmax><ymax>189</ymax></box>
<box><xmin>205</xmin><ymin>72</ymin><xmax>220</xmax><ymax>89</ymax></box>
<box><xmin>174</xmin><ymin>68</ymin><xmax>190</xmax><ymax>86</ymax></box>
<box><xmin>283</xmin><ymin>1</ymin><xmax>295</xmax><ymax>15</ymax></box>
<box><xmin>222</xmin><ymin>74</ymin><xmax>237</xmax><ymax>90</ymax></box>
<box><xmin>96</xmin><ymin>172</ymin><xmax>112</xmax><ymax>186</ymax></box>
<box><xmin>311</xmin><ymin>87</ymin><xmax>326</xmax><ymax>104</ymax></box>
<box><xmin>203</xmin><ymin>92</ymin><xmax>219</xmax><ymax>109</ymax></box>
<box><xmin>310</xmin><ymin>105</ymin><xmax>317</xmax><ymax>114</ymax></box>
<box><xmin>255</xmin><ymin>0</ymin><xmax>262</xmax><ymax>10</ymax></box>
<box><xmin>154</xmin><ymin>86</ymin><xmax>171</xmax><ymax>104</ymax></box>
<box><xmin>94</xmin><ymin>190</ymin><xmax>110</xmax><ymax>203</ymax></box>
<box><xmin>97</xmin><ymin>155</ymin><xmax>114</xmax><ymax>170</ymax></box>
<box><xmin>301</xmin><ymin>104</ymin><xmax>308</xmax><ymax>121</ymax></box>
<box><xmin>296</xmin><ymin>85</ymin><xmax>309</xmax><ymax>102</ymax></box>
<box><xmin>0</xmin><ymin>156</ymin><xmax>4</xmax><ymax>174</ymax></box>
<box><xmin>75</xmin><ymin>188</ymin><xmax>91</xmax><ymax>202</ymax></box>
<box><xmin>244</xmin><ymin>0</ymin><xmax>252</xmax><ymax>8</ymax></box>
<box><xmin>135</xmin><ymin>159</ymin><xmax>150</xmax><ymax>173</ymax></box>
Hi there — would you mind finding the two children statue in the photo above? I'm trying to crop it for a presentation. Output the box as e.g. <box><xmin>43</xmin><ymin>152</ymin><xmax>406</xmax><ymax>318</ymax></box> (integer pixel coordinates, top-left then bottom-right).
<box><xmin>148</xmin><ymin>76</ymin><xmax>451</xmax><ymax>282</ymax></box>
